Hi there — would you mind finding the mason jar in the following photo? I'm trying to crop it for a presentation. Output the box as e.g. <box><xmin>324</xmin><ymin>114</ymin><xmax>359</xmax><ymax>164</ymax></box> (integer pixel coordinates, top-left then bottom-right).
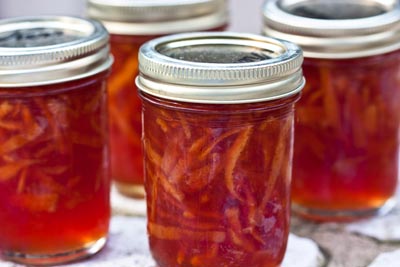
<box><xmin>137</xmin><ymin>32</ymin><xmax>304</xmax><ymax>267</ymax></box>
<box><xmin>0</xmin><ymin>16</ymin><xmax>112</xmax><ymax>265</ymax></box>
<box><xmin>263</xmin><ymin>0</ymin><xmax>400</xmax><ymax>221</ymax></box>
<box><xmin>87</xmin><ymin>0</ymin><xmax>228</xmax><ymax>198</ymax></box>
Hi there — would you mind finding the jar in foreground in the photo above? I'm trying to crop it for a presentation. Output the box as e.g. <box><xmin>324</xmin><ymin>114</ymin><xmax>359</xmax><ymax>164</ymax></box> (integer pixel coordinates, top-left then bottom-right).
<box><xmin>263</xmin><ymin>0</ymin><xmax>400</xmax><ymax>221</ymax></box>
<box><xmin>137</xmin><ymin>32</ymin><xmax>304</xmax><ymax>267</ymax></box>
<box><xmin>0</xmin><ymin>16</ymin><xmax>112</xmax><ymax>265</ymax></box>
<box><xmin>87</xmin><ymin>0</ymin><xmax>228</xmax><ymax>198</ymax></box>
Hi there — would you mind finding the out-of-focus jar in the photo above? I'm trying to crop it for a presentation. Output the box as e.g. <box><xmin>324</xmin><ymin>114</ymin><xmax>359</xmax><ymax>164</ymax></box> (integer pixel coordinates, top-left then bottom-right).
<box><xmin>137</xmin><ymin>32</ymin><xmax>304</xmax><ymax>267</ymax></box>
<box><xmin>263</xmin><ymin>0</ymin><xmax>400</xmax><ymax>221</ymax></box>
<box><xmin>0</xmin><ymin>16</ymin><xmax>112</xmax><ymax>265</ymax></box>
<box><xmin>87</xmin><ymin>0</ymin><xmax>228</xmax><ymax>198</ymax></box>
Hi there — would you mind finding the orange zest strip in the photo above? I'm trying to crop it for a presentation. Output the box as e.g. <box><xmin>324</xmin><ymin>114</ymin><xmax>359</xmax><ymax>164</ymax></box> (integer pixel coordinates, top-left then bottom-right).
<box><xmin>307</xmin><ymin>88</ymin><xmax>323</xmax><ymax>104</ymax></box>
<box><xmin>364</xmin><ymin>104</ymin><xmax>378</xmax><ymax>136</ymax></box>
<box><xmin>156</xmin><ymin>118</ymin><xmax>169</xmax><ymax>133</ymax></box>
<box><xmin>155</xmin><ymin>208</ymin><xmax>222</xmax><ymax>232</ymax></box>
<box><xmin>158</xmin><ymin>172</ymin><xmax>185</xmax><ymax>202</ymax></box>
<box><xmin>108</xmin><ymin>53</ymin><xmax>138</xmax><ymax>97</ymax></box>
<box><xmin>347</xmin><ymin>89</ymin><xmax>367</xmax><ymax>148</ymax></box>
<box><xmin>0</xmin><ymin>120</ymin><xmax>22</xmax><ymax>131</ymax></box>
<box><xmin>176</xmin><ymin>112</ymin><xmax>191</xmax><ymax>139</ymax></box>
<box><xmin>43</xmin><ymin>165</ymin><xmax>69</xmax><ymax>175</ymax></box>
<box><xmin>177</xmin><ymin>249</ymin><xmax>185</xmax><ymax>265</ymax></box>
<box><xmin>189</xmin><ymin>244</ymin><xmax>219</xmax><ymax>266</ymax></box>
<box><xmin>21</xmin><ymin>105</ymin><xmax>34</xmax><ymax>126</ymax></box>
<box><xmin>261</xmin><ymin>118</ymin><xmax>291</xmax><ymax>209</ymax></box>
<box><xmin>160</xmin><ymin>138</ymin><xmax>181</xmax><ymax>176</ymax></box>
<box><xmin>225</xmin><ymin>207</ymin><xmax>256</xmax><ymax>251</ymax></box>
<box><xmin>83</xmin><ymin>89</ymin><xmax>102</xmax><ymax>114</ymax></box>
<box><xmin>148</xmin><ymin>222</ymin><xmax>226</xmax><ymax>243</ymax></box>
<box><xmin>35</xmin><ymin>143</ymin><xmax>56</xmax><ymax>158</ymax></box>
<box><xmin>0</xmin><ymin>122</ymin><xmax>44</xmax><ymax>154</ymax></box>
<box><xmin>188</xmin><ymin>134</ymin><xmax>210</xmax><ymax>154</ymax></box>
<box><xmin>182</xmin><ymin>208</ymin><xmax>222</xmax><ymax>222</ymax></box>
<box><xmin>243</xmin><ymin>185</ymin><xmax>266</xmax><ymax>246</ymax></box>
<box><xmin>0</xmin><ymin>160</ymin><xmax>37</xmax><ymax>182</ymax></box>
<box><xmin>66</xmin><ymin>176</ymin><xmax>82</xmax><ymax>189</ymax></box>
<box><xmin>34</xmin><ymin>98</ymin><xmax>67</xmax><ymax>153</ymax></box>
<box><xmin>167</xmin><ymin>158</ymin><xmax>186</xmax><ymax>184</ymax></box>
<box><xmin>109</xmin><ymin>104</ymin><xmax>141</xmax><ymax>146</ymax></box>
<box><xmin>13</xmin><ymin>193</ymin><xmax>59</xmax><ymax>213</ymax></box>
<box><xmin>224</xmin><ymin>126</ymin><xmax>253</xmax><ymax>201</ymax></box>
<box><xmin>199</xmin><ymin>128</ymin><xmax>242</xmax><ymax>160</ymax></box>
<box><xmin>146</xmin><ymin>164</ymin><xmax>159</xmax><ymax>222</ymax></box>
<box><xmin>0</xmin><ymin>101</ymin><xmax>13</xmax><ymax>119</ymax></box>
<box><xmin>17</xmin><ymin>168</ymin><xmax>28</xmax><ymax>193</ymax></box>
<box><xmin>144</xmin><ymin>140</ymin><xmax>162</xmax><ymax>165</ymax></box>
<box><xmin>320</xmin><ymin>66</ymin><xmax>341</xmax><ymax>130</ymax></box>
<box><xmin>193</xmin><ymin>152</ymin><xmax>220</xmax><ymax>189</ymax></box>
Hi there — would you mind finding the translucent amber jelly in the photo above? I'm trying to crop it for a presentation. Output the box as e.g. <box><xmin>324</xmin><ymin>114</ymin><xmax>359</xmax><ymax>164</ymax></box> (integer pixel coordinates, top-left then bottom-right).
<box><xmin>0</xmin><ymin>75</ymin><xmax>110</xmax><ymax>262</ymax></box>
<box><xmin>0</xmin><ymin>16</ymin><xmax>112</xmax><ymax>264</ymax></box>
<box><xmin>142</xmin><ymin>95</ymin><xmax>298</xmax><ymax>267</ymax></box>
<box><xmin>87</xmin><ymin>0</ymin><xmax>228</xmax><ymax>198</ymax></box>
<box><xmin>292</xmin><ymin>53</ymin><xmax>400</xmax><ymax>219</ymax></box>
<box><xmin>264</xmin><ymin>0</ymin><xmax>400</xmax><ymax>220</ymax></box>
<box><xmin>107</xmin><ymin>35</ymin><xmax>154</xmax><ymax>197</ymax></box>
<box><xmin>137</xmin><ymin>32</ymin><xmax>305</xmax><ymax>267</ymax></box>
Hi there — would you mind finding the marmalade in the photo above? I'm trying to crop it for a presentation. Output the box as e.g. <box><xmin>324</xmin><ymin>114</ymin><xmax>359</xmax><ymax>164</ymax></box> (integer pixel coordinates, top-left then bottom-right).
<box><xmin>0</xmin><ymin>75</ymin><xmax>110</xmax><ymax>260</ymax></box>
<box><xmin>142</xmin><ymin>95</ymin><xmax>298</xmax><ymax>267</ymax></box>
<box><xmin>292</xmin><ymin>53</ymin><xmax>400</xmax><ymax>219</ymax></box>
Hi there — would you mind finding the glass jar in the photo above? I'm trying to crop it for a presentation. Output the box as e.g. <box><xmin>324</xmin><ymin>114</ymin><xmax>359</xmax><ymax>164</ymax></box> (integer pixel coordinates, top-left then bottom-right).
<box><xmin>0</xmin><ymin>16</ymin><xmax>112</xmax><ymax>265</ymax></box>
<box><xmin>137</xmin><ymin>32</ymin><xmax>304</xmax><ymax>267</ymax></box>
<box><xmin>263</xmin><ymin>0</ymin><xmax>400</xmax><ymax>221</ymax></box>
<box><xmin>87</xmin><ymin>0</ymin><xmax>228</xmax><ymax>198</ymax></box>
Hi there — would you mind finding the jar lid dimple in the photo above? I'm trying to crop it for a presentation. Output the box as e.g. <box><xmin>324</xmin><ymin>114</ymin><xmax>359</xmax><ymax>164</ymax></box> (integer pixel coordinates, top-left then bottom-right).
<box><xmin>263</xmin><ymin>0</ymin><xmax>400</xmax><ymax>59</ymax></box>
<box><xmin>136</xmin><ymin>32</ymin><xmax>305</xmax><ymax>104</ymax></box>
<box><xmin>0</xmin><ymin>16</ymin><xmax>112</xmax><ymax>87</ymax></box>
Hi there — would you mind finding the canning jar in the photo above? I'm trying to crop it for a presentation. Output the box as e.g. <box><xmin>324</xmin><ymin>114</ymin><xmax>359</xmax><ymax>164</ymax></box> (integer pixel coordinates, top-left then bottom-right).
<box><xmin>87</xmin><ymin>0</ymin><xmax>228</xmax><ymax>198</ymax></box>
<box><xmin>137</xmin><ymin>32</ymin><xmax>304</xmax><ymax>267</ymax></box>
<box><xmin>0</xmin><ymin>16</ymin><xmax>112</xmax><ymax>265</ymax></box>
<box><xmin>263</xmin><ymin>0</ymin><xmax>400</xmax><ymax>221</ymax></box>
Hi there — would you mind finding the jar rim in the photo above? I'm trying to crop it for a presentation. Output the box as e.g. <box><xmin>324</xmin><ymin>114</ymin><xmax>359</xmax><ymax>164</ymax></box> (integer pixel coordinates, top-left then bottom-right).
<box><xmin>87</xmin><ymin>0</ymin><xmax>228</xmax><ymax>35</ymax></box>
<box><xmin>263</xmin><ymin>0</ymin><xmax>400</xmax><ymax>59</ymax></box>
<box><xmin>0</xmin><ymin>16</ymin><xmax>112</xmax><ymax>87</ymax></box>
<box><xmin>136</xmin><ymin>32</ymin><xmax>305</xmax><ymax>104</ymax></box>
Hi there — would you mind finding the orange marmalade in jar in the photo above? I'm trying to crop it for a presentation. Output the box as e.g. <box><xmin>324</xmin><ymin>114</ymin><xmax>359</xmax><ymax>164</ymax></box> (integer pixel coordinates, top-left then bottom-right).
<box><xmin>87</xmin><ymin>0</ymin><xmax>228</xmax><ymax>198</ymax></box>
<box><xmin>137</xmin><ymin>32</ymin><xmax>305</xmax><ymax>267</ymax></box>
<box><xmin>0</xmin><ymin>16</ymin><xmax>112</xmax><ymax>265</ymax></box>
<box><xmin>264</xmin><ymin>0</ymin><xmax>400</xmax><ymax>221</ymax></box>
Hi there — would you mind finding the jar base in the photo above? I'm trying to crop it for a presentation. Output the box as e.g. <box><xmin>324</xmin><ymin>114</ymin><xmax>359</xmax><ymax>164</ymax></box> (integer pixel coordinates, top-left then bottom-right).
<box><xmin>1</xmin><ymin>237</ymin><xmax>106</xmax><ymax>266</ymax></box>
<box><xmin>115</xmin><ymin>181</ymin><xmax>145</xmax><ymax>199</ymax></box>
<box><xmin>292</xmin><ymin>197</ymin><xmax>396</xmax><ymax>222</ymax></box>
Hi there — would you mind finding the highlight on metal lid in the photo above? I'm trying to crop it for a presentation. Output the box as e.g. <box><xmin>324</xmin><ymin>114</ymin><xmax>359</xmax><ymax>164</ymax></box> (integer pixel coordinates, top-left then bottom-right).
<box><xmin>87</xmin><ymin>0</ymin><xmax>228</xmax><ymax>35</ymax></box>
<box><xmin>263</xmin><ymin>0</ymin><xmax>400</xmax><ymax>58</ymax></box>
<box><xmin>0</xmin><ymin>16</ymin><xmax>112</xmax><ymax>87</ymax></box>
<box><xmin>136</xmin><ymin>32</ymin><xmax>304</xmax><ymax>104</ymax></box>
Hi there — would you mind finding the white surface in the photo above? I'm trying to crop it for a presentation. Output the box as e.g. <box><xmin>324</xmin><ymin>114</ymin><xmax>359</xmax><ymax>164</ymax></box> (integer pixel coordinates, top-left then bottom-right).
<box><xmin>282</xmin><ymin>234</ymin><xmax>326</xmax><ymax>267</ymax></box>
<box><xmin>346</xmin><ymin>193</ymin><xmax>400</xmax><ymax>242</ymax></box>
<box><xmin>111</xmin><ymin>186</ymin><xmax>146</xmax><ymax>217</ymax></box>
<box><xmin>367</xmin><ymin>249</ymin><xmax>400</xmax><ymax>267</ymax></box>
<box><xmin>0</xmin><ymin>216</ymin><xmax>325</xmax><ymax>267</ymax></box>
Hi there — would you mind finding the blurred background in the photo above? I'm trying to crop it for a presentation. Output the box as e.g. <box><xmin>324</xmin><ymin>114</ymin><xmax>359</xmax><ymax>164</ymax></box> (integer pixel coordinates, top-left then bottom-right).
<box><xmin>0</xmin><ymin>0</ymin><xmax>264</xmax><ymax>33</ymax></box>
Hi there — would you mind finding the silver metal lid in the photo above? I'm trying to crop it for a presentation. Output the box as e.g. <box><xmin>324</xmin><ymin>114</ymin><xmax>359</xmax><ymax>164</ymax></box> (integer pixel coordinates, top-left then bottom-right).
<box><xmin>136</xmin><ymin>32</ymin><xmax>304</xmax><ymax>104</ymax></box>
<box><xmin>0</xmin><ymin>16</ymin><xmax>112</xmax><ymax>87</ymax></box>
<box><xmin>87</xmin><ymin>0</ymin><xmax>228</xmax><ymax>35</ymax></box>
<box><xmin>263</xmin><ymin>0</ymin><xmax>400</xmax><ymax>58</ymax></box>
